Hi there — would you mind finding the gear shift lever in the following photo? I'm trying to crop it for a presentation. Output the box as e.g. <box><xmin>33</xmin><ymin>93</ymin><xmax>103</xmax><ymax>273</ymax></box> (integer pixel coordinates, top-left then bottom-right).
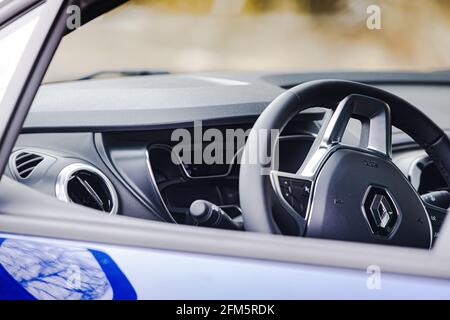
<box><xmin>189</xmin><ymin>200</ymin><xmax>243</xmax><ymax>231</ymax></box>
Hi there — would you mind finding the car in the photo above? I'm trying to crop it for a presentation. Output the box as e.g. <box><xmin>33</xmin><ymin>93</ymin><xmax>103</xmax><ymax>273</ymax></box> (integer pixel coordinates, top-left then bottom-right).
<box><xmin>0</xmin><ymin>0</ymin><xmax>449</xmax><ymax>301</ymax></box>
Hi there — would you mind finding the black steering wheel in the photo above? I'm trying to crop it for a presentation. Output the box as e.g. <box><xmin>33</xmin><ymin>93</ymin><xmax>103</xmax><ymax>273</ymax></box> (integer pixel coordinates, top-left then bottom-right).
<box><xmin>239</xmin><ymin>80</ymin><xmax>450</xmax><ymax>248</ymax></box>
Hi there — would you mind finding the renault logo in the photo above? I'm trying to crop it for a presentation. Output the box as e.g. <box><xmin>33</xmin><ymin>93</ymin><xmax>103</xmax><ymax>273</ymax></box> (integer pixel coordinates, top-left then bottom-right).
<box><xmin>363</xmin><ymin>186</ymin><xmax>399</xmax><ymax>237</ymax></box>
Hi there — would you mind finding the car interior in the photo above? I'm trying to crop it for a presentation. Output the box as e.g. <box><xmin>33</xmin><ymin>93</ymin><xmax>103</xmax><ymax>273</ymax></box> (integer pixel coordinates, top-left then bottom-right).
<box><xmin>1</xmin><ymin>0</ymin><xmax>449</xmax><ymax>261</ymax></box>
<box><xmin>6</xmin><ymin>71</ymin><xmax>449</xmax><ymax>249</ymax></box>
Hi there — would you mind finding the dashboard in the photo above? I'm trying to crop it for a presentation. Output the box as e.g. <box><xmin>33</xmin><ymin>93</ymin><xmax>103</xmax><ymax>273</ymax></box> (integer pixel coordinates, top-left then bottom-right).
<box><xmin>6</xmin><ymin>72</ymin><xmax>450</xmax><ymax>239</ymax></box>
<box><xmin>7</xmin><ymin>112</ymin><xmax>321</xmax><ymax>222</ymax></box>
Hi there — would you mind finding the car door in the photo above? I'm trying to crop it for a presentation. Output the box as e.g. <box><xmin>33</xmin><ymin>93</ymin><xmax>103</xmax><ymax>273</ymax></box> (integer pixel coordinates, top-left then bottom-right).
<box><xmin>0</xmin><ymin>0</ymin><xmax>450</xmax><ymax>301</ymax></box>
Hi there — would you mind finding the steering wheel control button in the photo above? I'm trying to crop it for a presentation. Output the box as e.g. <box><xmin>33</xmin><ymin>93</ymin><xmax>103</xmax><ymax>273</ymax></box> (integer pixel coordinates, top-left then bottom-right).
<box><xmin>277</xmin><ymin>176</ymin><xmax>311</xmax><ymax>218</ymax></box>
<box><xmin>363</xmin><ymin>186</ymin><xmax>399</xmax><ymax>238</ymax></box>
<box><xmin>421</xmin><ymin>191</ymin><xmax>450</xmax><ymax>210</ymax></box>
<box><xmin>424</xmin><ymin>205</ymin><xmax>447</xmax><ymax>240</ymax></box>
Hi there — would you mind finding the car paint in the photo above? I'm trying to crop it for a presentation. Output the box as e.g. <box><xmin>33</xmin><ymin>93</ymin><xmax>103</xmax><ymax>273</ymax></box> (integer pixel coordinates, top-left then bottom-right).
<box><xmin>1</xmin><ymin>233</ymin><xmax>449</xmax><ymax>300</ymax></box>
<box><xmin>0</xmin><ymin>236</ymin><xmax>136</xmax><ymax>300</ymax></box>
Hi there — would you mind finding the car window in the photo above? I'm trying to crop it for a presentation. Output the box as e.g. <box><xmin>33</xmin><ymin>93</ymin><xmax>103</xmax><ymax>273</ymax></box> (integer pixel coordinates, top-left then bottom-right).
<box><xmin>46</xmin><ymin>0</ymin><xmax>450</xmax><ymax>83</ymax></box>
<box><xmin>0</xmin><ymin>0</ymin><xmax>13</xmax><ymax>9</ymax></box>
<box><xmin>0</xmin><ymin>6</ymin><xmax>43</xmax><ymax>104</ymax></box>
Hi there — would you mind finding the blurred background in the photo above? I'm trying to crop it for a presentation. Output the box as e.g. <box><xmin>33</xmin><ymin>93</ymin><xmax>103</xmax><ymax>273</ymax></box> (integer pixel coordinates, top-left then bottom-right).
<box><xmin>45</xmin><ymin>0</ymin><xmax>450</xmax><ymax>82</ymax></box>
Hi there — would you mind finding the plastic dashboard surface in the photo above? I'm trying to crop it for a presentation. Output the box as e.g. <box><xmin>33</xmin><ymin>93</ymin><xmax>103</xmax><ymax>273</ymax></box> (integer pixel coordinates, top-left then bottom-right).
<box><xmin>9</xmin><ymin>112</ymin><xmax>322</xmax><ymax>223</ymax></box>
<box><xmin>10</xmin><ymin>119</ymin><xmax>448</xmax><ymax>230</ymax></box>
<box><xmin>24</xmin><ymin>72</ymin><xmax>450</xmax><ymax>132</ymax></box>
<box><xmin>96</xmin><ymin>116</ymin><xmax>320</xmax><ymax>224</ymax></box>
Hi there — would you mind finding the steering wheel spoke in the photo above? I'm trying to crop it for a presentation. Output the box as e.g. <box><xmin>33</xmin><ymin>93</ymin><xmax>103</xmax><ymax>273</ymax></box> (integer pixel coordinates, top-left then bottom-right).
<box><xmin>298</xmin><ymin>94</ymin><xmax>392</xmax><ymax>178</ymax></box>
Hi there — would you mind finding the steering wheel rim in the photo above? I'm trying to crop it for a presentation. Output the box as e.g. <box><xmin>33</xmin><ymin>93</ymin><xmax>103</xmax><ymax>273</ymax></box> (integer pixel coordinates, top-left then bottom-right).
<box><xmin>239</xmin><ymin>80</ymin><xmax>450</xmax><ymax>248</ymax></box>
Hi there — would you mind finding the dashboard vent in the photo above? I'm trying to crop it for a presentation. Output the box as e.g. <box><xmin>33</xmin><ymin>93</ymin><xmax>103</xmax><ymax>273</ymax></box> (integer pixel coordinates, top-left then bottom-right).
<box><xmin>14</xmin><ymin>152</ymin><xmax>44</xmax><ymax>179</ymax></box>
<box><xmin>57</xmin><ymin>164</ymin><xmax>118</xmax><ymax>215</ymax></box>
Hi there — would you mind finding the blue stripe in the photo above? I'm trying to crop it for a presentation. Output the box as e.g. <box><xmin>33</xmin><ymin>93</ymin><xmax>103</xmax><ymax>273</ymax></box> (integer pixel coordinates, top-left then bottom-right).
<box><xmin>89</xmin><ymin>249</ymin><xmax>137</xmax><ymax>300</ymax></box>
<box><xmin>0</xmin><ymin>238</ymin><xmax>35</xmax><ymax>300</ymax></box>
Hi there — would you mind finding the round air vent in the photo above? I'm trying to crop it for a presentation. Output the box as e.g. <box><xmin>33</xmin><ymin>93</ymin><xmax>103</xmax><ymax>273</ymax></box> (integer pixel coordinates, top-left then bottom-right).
<box><xmin>56</xmin><ymin>164</ymin><xmax>118</xmax><ymax>215</ymax></box>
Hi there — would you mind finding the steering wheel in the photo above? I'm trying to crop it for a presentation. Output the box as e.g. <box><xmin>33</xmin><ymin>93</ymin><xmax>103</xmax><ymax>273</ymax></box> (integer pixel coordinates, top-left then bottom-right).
<box><xmin>239</xmin><ymin>80</ymin><xmax>450</xmax><ymax>248</ymax></box>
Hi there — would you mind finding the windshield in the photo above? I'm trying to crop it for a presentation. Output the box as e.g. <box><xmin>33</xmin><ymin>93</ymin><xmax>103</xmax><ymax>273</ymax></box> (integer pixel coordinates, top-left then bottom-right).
<box><xmin>45</xmin><ymin>0</ymin><xmax>450</xmax><ymax>82</ymax></box>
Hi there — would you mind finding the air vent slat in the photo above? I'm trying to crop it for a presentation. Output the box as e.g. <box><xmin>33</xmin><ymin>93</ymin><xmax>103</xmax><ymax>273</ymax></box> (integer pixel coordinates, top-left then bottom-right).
<box><xmin>13</xmin><ymin>152</ymin><xmax>45</xmax><ymax>179</ymax></box>
<box><xmin>16</xmin><ymin>157</ymin><xmax>44</xmax><ymax>171</ymax></box>
<box><xmin>16</xmin><ymin>153</ymin><xmax>35</xmax><ymax>162</ymax></box>
<box><xmin>17</xmin><ymin>167</ymin><xmax>36</xmax><ymax>177</ymax></box>
<box><xmin>75</xmin><ymin>176</ymin><xmax>105</xmax><ymax>210</ymax></box>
